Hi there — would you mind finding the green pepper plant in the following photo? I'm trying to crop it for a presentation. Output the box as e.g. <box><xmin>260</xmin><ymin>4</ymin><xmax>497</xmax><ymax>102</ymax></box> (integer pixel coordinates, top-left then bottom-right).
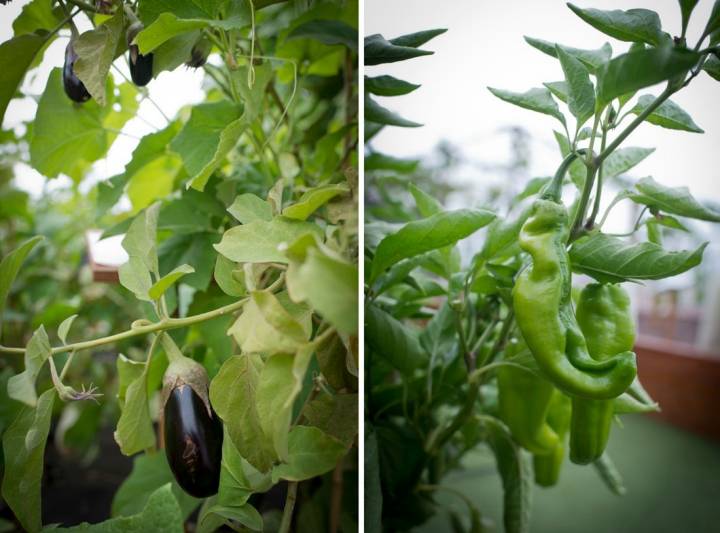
<box><xmin>364</xmin><ymin>2</ymin><xmax>720</xmax><ymax>531</ymax></box>
<box><xmin>0</xmin><ymin>0</ymin><xmax>359</xmax><ymax>532</ymax></box>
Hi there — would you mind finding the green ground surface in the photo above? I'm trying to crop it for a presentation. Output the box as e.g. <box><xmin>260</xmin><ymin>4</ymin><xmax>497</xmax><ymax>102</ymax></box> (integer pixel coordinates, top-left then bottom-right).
<box><xmin>418</xmin><ymin>416</ymin><xmax>720</xmax><ymax>533</ymax></box>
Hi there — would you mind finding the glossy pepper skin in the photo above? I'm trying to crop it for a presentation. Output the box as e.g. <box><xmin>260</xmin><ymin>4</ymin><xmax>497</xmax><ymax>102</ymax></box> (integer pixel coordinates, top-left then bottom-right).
<box><xmin>164</xmin><ymin>384</ymin><xmax>223</xmax><ymax>497</ymax></box>
<box><xmin>533</xmin><ymin>390</ymin><xmax>571</xmax><ymax>487</ymax></box>
<box><xmin>570</xmin><ymin>283</ymin><xmax>636</xmax><ymax>464</ymax></box>
<box><xmin>63</xmin><ymin>43</ymin><xmax>91</xmax><ymax>103</ymax></box>
<box><xmin>498</xmin><ymin>338</ymin><xmax>558</xmax><ymax>455</ymax></box>
<box><xmin>512</xmin><ymin>152</ymin><xmax>637</xmax><ymax>399</ymax></box>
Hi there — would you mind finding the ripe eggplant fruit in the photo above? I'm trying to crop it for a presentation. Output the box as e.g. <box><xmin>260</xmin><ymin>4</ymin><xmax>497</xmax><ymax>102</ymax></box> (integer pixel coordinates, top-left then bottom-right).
<box><xmin>163</xmin><ymin>384</ymin><xmax>223</xmax><ymax>498</ymax></box>
<box><xmin>63</xmin><ymin>43</ymin><xmax>91</xmax><ymax>103</ymax></box>
<box><xmin>128</xmin><ymin>45</ymin><xmax>153</xmax><ymax>87</ymax></box>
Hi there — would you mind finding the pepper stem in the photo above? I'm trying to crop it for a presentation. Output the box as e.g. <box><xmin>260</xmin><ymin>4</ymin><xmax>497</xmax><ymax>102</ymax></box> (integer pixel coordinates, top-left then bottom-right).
<box><xmin>542</xmin><ymin>149</ymin><xmax>589</xmax><ymax>202</ymax></box>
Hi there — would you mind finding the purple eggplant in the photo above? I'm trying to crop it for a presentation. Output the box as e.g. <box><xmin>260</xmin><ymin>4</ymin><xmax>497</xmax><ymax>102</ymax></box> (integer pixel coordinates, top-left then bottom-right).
<box><xmin>63</xmin><ymin>43</ymin><xmax>91</xmax><ymax>103</ymax></box>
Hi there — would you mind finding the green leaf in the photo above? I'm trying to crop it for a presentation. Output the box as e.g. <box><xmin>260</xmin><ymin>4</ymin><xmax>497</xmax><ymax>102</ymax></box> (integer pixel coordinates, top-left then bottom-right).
<box><xmin>556</xmin><ymin>45</ymin><xmax>595</xmax><ymax>125</ymax></box>
<box><xmin>228</xmin><ymin>291</ymin><xmax>310</xmax><ymax>354</ymax></box>
<box><xmin>703</xmin><ymin>0</ymin><xmax>720</xmax><ymax>37</ymax></box>
<box><xmin>389</xmin><ymin>28</ymin><xmax>447</xmax><ymax>48</ymax></box>
<box><xmin>679</xmin><ymin>0</ymin><xmax>700</xmax><ymax>36</ymax></box>
<box><xmin>630</xmin><ymin>94</ymin><xmax>703</xmax><ymax>133</ymax></box>
<box><xmin>543</xmin><ymin>81</ymin><xmax>568</xmax><ymax>103</ymax></box>
<box><xmin>148</xmin><ymin>264</ymin><xmax>195</xmax><ymax>300</ymax></box>
<box><xmin>487</xmin><ymin>87</ymin><xmax>566</xmax><ymax>126</ymax></box>
<box><xmin>409</xmin><ymin>183</ymin><xmax>443</xmax><ymax>217</ymax></box>
<box><xmin>119</xmin><ymin>256</ymin><xmax>153</xmax><ymax>302</ymax></box>
<box><xmin>127</xmin><ymin>154</ymin><xmax>184</xmax><ymax>211</ymax></box>
<box><xmin>1</xmin><ymin>388</ymin><xmax>55</xmax><ymax>533</ymax></box>
<box><xmin>477</xmin><ymin>206</ymin><xmax>532</xmax><ymax>262</ymax></box>
<box><xmin>0</xmin><ymin>33</ymin><xmax>47</xmax><ymax>125</ymax></box>
<box><xmin>30</xmin><ymin>69</ymin><xmax>135</xmax><ymax>181</ymax></box>
<box><xmin>158</xmin><ymin>232</ymin><xmax>218</xmax><ymax>291</ymax></box>
<box><xmin>285</xmin><ymin>240</ymin><xmax>358</xmax><ymax>335</ymax></box>
<box><xmin>567</xmin><ymin>4</ymin><xmax>667</xmax><ymax>46</ymax></box>
<box><xmin>370</xmin><ymin>208</ymin><xmax>495</xmax><ymax>282</ymax></box>
<box><xmin>553</xmin><ymin>131</ymin><xmax>587</xmax><ymax>188</ymax></box>
<box><xmin>114</xmin><ymin>360</ymin><xmax>155</xmax><ymax>456</ymax></box>
<box><xmin>303</xmin><ymin>393</ymin><xmax>358</xmax><ymax>447</ymax></box>
<box><xmin>364</xmin><ymin>92</ymin><xmax>422</xmax><ymax>127</ymax></box>
<box><xmin>703</xmin><ymin>55</ymin><xmax>720</xmax><ymax>82</ymax></box>
<box><xmin>256</xmin><ymin>346</ymin><xmax>314</xmax><ymax>461</ymax></box>
<box><xmin>57</xmin><ymin>314</ymin><xmax>78</xmax><ymax>345</ymax></box>
<box><xmin>524</xmin><ymin>36</ymin><xmax>612</xmax><ymax>72</ymax></box>
<box><xmin>364</xmin><ymin>33</ymin><xmax>434</xmax><ymax>65</ymax></box>
<box><xmin>365</xmin><ymin>75</ymin><xmax>420</xmax><ymax>96</ymax></box>
<box><xmin>365</xmin><ymin>303</ymin><xmax>425</xmax><ymax>375</ymax></box>
<box><xmin>602</xmin><ymin>147</ymin><xmax>654</xmax><ymax>179</ymax></box>
<box><xmin>111</xmin><ymin>452</ymin><xmax>200</xmax><ymax>519</ymax></box>
<box><xmin>7</xmin><ymin>326</ymin><xmax>51</xmax><ymax>407</ymax></box>
<box><xmin>217</xmin><ymin>428</ymin><xmax>272</xmax><ymax>508</ymax></box>
<box><xmin>74</xmin><ymin>11</ymin><xmax>125</xmax><ymax>105</ymax></box>
<box><xmin>365</xmin><ymin>152</ymin><xmax>419</xmax><ymax>173</ymax></box>
<box><xmin>282</xmin><ymin>184</ymin><xmax>348</xmax><ymax>220</ymax></box>
<box><xmin>210</xmin><ymin>355</ymin><xmax>276</xmax><ymax>473</ymax></box>
<box><xmin>570</xmin><ymin>232</ymin><xmax>707</xmax><ymax>283</ymax></box>
<box><xmin>13</xmin><ymin>0</ymin><xmax>62</xmax><ymax>36</ymax></box>
<box><xmin>629</xmin><ymin>176</ymin><xmax>720</xmax><ymax>222</ymax></box>
<box><xmin>227</xmin><ymin>194</ymin><xmax>273</xmax><ymax>224</ymax></box>
<box><xmin>122</xmin><ymin>203</ymin><xmax>160</xmax><ymax>273</ymax></box>
<box><xmin>595</xmin><ymin>48</ymin><xmax>699</xmax><ymax>110</ymax></box>
<box><xmin>170</xmin><ymin>100</ymin><xmax>245</xmax><ymax>191</ymax></box>
<box><xmin>288</xmin><ymin>19</ymin><xmax>358</xmax><ymax>50</ymax></box>
<box><xmin>116</xmin><ymin>354</ymin><xmax>145</xmax><ymax>409</ymax></box>
<box><xmin>271</xmin><ymin>426</ymin><xmax>346</xmax><ymax>482</ymax></box>
<box><xmin>0</xmin><ymin>236</ymin><xmax>42</xmax><ymax>340</ymax></box>
<box><xmin>484</xmin><ymin>417</ymin><xmax>532</xmax><ymax>533</ymax></box>
<box><xmin>214</xmin><ymin>217</ymin><xmax>322</xmax><ymax>264</ymax></box>
<box><xmin>214</xmin><ymin>255</ymin><xmax>244</xmax><ymax>297</ymax></box>
<box><xmin>63</xmin><ymin>484</ymin><xmax>184</xmax><ymax>532</ymax></box>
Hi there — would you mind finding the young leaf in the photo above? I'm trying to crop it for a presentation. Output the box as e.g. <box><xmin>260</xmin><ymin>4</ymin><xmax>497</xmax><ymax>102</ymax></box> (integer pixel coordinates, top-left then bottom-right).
<box><xmin>365</xmin><ymin>92</ymin><xmax>422</xmax><ymax>127</ymax></box>
<box><xmin>364</xmin><ymin>34</ymin><xmax>433</xmax><ymax>65</ymax></box>
<box><xmin>282</xmin><ymin>184</ymin><xmax>348</xmax><ymax>221</ymax></box>
<box><xmin>569</xmin><ymin>232</ymin><xmax>707</xmax><ymax>283</ymax></box>
<box><xmin>365</xmin><ymin>303</ymin><xmax>426</xmax><ymax>375</ymax></box>
<box><xmin>524</xmin><ymin>36</ymin><xmax>611</xmax><ymax>72</ymax></box>
<box><xmin>210</xmin><ymin>355</ymin><xmax>276</xmax><ymax>473</ymax></box>
<box><xmin>0</xmin><ymin>235</ymin><xmax>42</xmax><ymax>338</ymax></box>
<box><xmin>227</xmin><ymin>194</ymin><xmax>273</xmax><ymax>224</ymax></box>
<box><xmin>148</xmin><ymin>264</ymin><xmax>195</xmax><ymax>300</ymax></box>
<box><xmin>365</xmin><ymin>75</ymin><xmax>420</xmax><ymax>96</ymax></box>
<box><xmin>74</xmin><ymin>10</ymin><xmax>124</xmax><ymax>105</ymax></box>
<box><xmin>556</xmin><ymin>45</ymin><xmax>595</xmax><ymax>125</ymax></box>
<box><xmin>566</xmin><ymin>4</ymin><xmax>667</xmax><ymax>46</ymax></box>
<box><xmin>370</xmin><ymin>208</ymin><xmax>495</xmax><ymax>282</ymax></box>
<box><xmin>409</xmin><ymin>183</ymin><xmax>443</xmax><ymax>217</ymax></box>
<box><xmin>487</xmin><ymin>87</ymin><xmax>566</xmax><ymax>127</ymax></box>
<box><xmin>629</xmin><ymin>176</ymin><xmax>720</xmax><ymax>222</ymax></box>
<box><xmin>7</xmin><ymin>326</ymin><xmax>51</xmax><ymax>407</ymax></box>
<box><xmin>271</xmin><ymin>426</ymin><xmax>346</xmax><ymax>482</ymax></box>
<box><xmin>1</xmin><ymin>388</ymin><xmax>55</xmax><ymax>533</ymax></box>
<box><xmin>595</xmin><ymin>48</ymin><xmax>699</xmax><ymax>110</ymax></box>
<box><xmin>630</xmin><ymin>94</ymin><xmax>704</xmax><ymax>133</ymax></box>
<box><xmin>57</xmin><ymin>314</ymin><xmax>78</xmax><ymax>345</ymax></box>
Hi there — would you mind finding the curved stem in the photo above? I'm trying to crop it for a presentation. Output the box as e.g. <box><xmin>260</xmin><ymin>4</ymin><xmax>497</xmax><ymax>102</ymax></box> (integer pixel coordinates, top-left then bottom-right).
<box><xmin>278</xmin><ymin>482</ymin><xmax>298</xmax><ymax>533</ymax></box>
<box><xmin>542</xmin><ymin>149</ymin><xmax>588</xmax><ymax>202</ymax></box>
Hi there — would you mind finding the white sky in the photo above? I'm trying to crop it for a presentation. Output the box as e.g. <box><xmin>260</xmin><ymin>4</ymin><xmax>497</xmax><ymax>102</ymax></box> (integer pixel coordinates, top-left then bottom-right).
<box><xmin>365</xmin><ymin>0</ymin><xmax>720</xmax><ymax>208</ymax></box>
<box><xmin>1</xmin><ymin>0</ymin><xmax>206</xmax><ymax>200</ymax></box>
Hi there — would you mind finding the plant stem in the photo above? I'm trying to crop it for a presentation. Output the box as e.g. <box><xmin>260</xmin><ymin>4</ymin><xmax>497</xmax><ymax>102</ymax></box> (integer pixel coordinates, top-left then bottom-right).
<box><xmin>0</xmin><ymin>297</ymin><xmax>248</xmax><ymax>356</ymax></box>
<box><xmin>587</xmin><ymin>107</ymin><xmax>611</xmax><ymax>228</ymax></box>
<box><xmin>278</xmin><ymin>482</ymin><xmax>298</xmax><ymax>533</ymax></box>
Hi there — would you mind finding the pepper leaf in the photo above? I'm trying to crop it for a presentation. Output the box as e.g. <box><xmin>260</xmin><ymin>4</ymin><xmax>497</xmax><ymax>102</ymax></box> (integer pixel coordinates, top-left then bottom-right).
<box><xmin>629</xmin><ymin>176</ymin><xmax>720</xmax><ymax>222</ymax></box>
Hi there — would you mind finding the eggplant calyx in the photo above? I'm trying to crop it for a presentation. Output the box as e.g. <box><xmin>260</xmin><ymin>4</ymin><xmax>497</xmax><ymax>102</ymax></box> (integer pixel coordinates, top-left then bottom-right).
<box><xmin>159</xmin><ymin>334</ymin><xmax>213</xmax><ymax>417</ymax></box>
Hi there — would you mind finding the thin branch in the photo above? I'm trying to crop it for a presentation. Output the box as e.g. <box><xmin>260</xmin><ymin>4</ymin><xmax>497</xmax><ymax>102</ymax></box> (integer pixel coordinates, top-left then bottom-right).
<box><xmin>278</xmin><ymin>482</ymin><xmax>298</xmax><ymax>533</ymax></box>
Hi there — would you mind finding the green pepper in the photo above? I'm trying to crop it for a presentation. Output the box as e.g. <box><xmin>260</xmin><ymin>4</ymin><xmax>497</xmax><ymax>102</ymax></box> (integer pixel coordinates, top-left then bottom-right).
<box><xmin>533</xmin><ymin>390</ymin><xmax>571</xmax><ymax>487</ymax></box>
<box><xmin>512</xmin><ymin>153</ymin><xmax>637</xmax><ymax>400</ymax></box>
<box><xmin>497</xmin><ymin>338</ymin><xmax>558</xmax><ymax>455</ymax></box>
<box><xmin>570</xmin><ymin>283</ymin><xmax>636</xmax><ymax>464</ymax></box>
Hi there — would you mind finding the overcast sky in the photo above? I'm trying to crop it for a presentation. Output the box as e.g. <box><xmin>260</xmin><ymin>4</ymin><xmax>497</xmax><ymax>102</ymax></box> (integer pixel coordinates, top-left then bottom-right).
<box><xmin>365</xmin><ymin>0</ymin><xmax>720</xmax><ymax>209</ymax></box>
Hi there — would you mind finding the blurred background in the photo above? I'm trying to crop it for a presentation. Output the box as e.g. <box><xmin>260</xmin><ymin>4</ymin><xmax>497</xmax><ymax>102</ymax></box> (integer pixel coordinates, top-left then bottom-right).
<box><xmin>366</xmin><ymin>0</ymin><xmax>720</xmax><ymax>531</ymax></box>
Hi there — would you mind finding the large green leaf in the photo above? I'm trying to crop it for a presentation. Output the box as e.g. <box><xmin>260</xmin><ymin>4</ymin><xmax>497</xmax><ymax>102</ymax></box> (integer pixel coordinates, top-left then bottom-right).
<box><xmin>12</xmin><ymin>0</ymin><xmax>62</xmax><ymax>36</ymax></box>
<box><xmin>630</xmin><ymin>94</ymin><xmax>703</xmax><ymax>133</ymax></box>
<box><xmin>567</xmin><ymin>4</ymin><xmax>668</xmax><ymax>46</ymax></box>
<box><xmin>629</xmin><ymin>176</ymin><xmax>720</xmax><ymax>222</ymax></box>
<box><xmin>487</xmin><ymin>87</ymin><xmax>566</xmax><ymax>126</ymax></box>
<box><xmin>524</xmin><ymin>37</ymin><xmax>611</xmax><ymax>73</ymax></box>
<box><xmin>370</xmin><ymin>208</ymin><xmax>495</xmax><ymax>282</ymax></box>
<box><xmin>1</xmin><ymin>389</ymin><xmax>55</xmax><ymax>533</ymax></box>
<box><xmin>0</xmin><ymin>33</ymin><xmax>47</xmax><ymax>126</ymax></box>
<box><xmin>595</xmin><ymin>48</ymin><xmax>699</xmax><ymax>110</ymax></box>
